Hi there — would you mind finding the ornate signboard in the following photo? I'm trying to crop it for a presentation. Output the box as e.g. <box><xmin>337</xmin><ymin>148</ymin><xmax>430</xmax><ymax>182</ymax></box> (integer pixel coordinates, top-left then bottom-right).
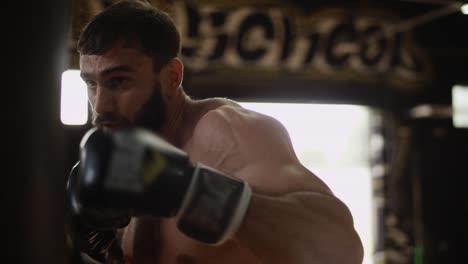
<box><xmin>70</xmin><ymin>0</ymin><xmax>432</xmax><ymax>104</ymax></box>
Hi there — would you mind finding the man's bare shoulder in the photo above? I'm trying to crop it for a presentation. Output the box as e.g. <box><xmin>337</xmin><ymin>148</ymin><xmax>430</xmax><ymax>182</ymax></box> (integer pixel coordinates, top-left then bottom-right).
<box><xmin>190</xmin><ymin>103</ymin><xmax>332</xmax><ymax>195</ymax></box>
<box><xmin>186</xmin><ymin>103</ymin><xmax>243</xmax><ymax>167</ymax></box>
<box><xmin>195</xmin><ymin>103</ymin><xmax>286</xmax><ymax>143</ymax></box>
<box><xmin>200</xmin><ymin>100</ymin><xmax>284</xmax><ymax>128</ymax></box>
<box><xmin>186</xmin><ymin>100</ymin><xmax>285</xmax><ymax>167</ymax></box>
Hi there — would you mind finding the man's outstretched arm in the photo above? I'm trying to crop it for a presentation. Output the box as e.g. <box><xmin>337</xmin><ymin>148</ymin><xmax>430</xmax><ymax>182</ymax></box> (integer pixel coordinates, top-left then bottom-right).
<box><xmin>188</xmin><ymin>106</ymin><xmax>364</xmax><ymax>264</ymax></box>
<box><xmin>237</xmin><ymin>187</ymin><xmax>363</xmax><ymax>263</ymax></box>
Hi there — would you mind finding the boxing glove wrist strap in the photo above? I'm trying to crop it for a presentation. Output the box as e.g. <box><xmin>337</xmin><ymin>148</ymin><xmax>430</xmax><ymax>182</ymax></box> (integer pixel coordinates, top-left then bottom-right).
<box><xmin>176</xmin><ymin>164</ymin><xmax>252</xmax><ymax>245</ymax></box>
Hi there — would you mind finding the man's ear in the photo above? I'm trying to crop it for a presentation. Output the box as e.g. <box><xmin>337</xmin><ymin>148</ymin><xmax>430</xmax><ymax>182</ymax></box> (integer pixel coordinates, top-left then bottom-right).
<box><xmin>160</xmin><ymin>58</ymin><xmax>184</xmax><ymax>101</ymax></box>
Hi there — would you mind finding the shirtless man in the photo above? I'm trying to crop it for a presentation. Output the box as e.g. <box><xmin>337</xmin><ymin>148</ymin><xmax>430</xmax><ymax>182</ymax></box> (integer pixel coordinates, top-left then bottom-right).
<box><xmin>66</xmin><ymin>1</ymin><xmax>363</xmax><ymax>263</ymax></box>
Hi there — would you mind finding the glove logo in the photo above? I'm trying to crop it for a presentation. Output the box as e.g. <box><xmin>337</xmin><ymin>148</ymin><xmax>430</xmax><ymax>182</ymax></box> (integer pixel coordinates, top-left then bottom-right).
<box><xmin>143</xmin><ymin>151</ymin><xmax>167</xmax><ymax>186</ymax></box>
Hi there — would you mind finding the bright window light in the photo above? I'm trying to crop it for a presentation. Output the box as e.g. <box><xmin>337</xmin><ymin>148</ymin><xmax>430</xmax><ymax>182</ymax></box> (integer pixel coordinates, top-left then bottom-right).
<box><xmin>240</xmin><ymin>102</ymin><xmax>373</xmax><ymax>264</ymax></box>
<box><xmin>452</xmin><ymin>84</ymin><xmax>468</xmax><ymax>128</ymax></box>
<box><xmin>61</xmin><ymin>70</ymin><xmax>88</xmax><ymax>125</ymax></box>
<box><xmin>462</xmin><ymin>4</ymin><xmax>468</xmax><ymax>15</ymax></box>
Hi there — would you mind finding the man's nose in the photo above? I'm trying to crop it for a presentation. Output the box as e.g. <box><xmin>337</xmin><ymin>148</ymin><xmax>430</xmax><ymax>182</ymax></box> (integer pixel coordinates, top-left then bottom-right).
<box><xmin>93</xmin><ymin>87</ymin><xmax>115</xmax><ymax>114</ymax></box>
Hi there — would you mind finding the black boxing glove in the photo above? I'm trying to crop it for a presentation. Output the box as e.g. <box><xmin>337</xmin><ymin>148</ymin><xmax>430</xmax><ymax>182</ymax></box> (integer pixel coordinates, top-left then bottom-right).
<box><xmin>66</xmin><ymin>162</ymin><xmax>130</xmax><ymax>264</ymax></box>
<box><xmin>74</xmin><ymin>127</ymin><xmax>251</xmax><ymax>244</ymax></box>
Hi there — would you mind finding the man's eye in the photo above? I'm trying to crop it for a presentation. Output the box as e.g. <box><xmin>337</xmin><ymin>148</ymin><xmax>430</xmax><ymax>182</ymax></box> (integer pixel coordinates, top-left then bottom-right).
<box><xmin>108</xmin><ymin>77</ymin><xmax>127</xmax><ymax>89</ymax></box>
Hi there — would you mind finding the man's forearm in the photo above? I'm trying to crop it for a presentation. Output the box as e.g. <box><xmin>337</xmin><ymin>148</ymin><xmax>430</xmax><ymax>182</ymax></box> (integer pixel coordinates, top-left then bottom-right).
<box><xmin>235</xmin><ymin>192</ymin><xmax>364</xmax><ymax>264</ymax></box>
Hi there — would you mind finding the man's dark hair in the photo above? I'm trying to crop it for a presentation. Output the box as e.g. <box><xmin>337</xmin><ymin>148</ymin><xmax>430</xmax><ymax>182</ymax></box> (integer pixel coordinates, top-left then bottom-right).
<box><xmin>77</xmin><ymin>0</ymin><xmax>180</xmax><ymax>71</ymax></box>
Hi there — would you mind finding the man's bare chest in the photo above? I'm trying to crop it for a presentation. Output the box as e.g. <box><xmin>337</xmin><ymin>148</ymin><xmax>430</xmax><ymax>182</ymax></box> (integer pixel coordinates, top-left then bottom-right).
<box><xmin>121</xmin><ymin>217</ymin><xmax>258</xmax><ymax>264</ymax></box>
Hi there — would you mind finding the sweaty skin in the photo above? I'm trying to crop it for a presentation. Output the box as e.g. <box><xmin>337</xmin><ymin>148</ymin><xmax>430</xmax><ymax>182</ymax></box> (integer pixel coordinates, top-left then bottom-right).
<box><xmin>80</xmin><ymin>45</ymin><xmax>363</xmax><ymax>264</ymax></box>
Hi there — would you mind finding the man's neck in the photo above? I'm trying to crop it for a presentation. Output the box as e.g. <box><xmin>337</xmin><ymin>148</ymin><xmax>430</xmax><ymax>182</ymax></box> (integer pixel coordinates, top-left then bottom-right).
<box><xmin>160</xmin><ymin>88</ymin><xmax>196</xmax><ymax>148</ymax></box>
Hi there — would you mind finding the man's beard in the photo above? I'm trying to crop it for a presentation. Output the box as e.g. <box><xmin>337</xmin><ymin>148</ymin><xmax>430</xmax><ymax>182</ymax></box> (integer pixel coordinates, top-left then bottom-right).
<box><xmin>92</xmin><ymin>84</ymin><xmax>166</xmax><ymax>132</ymax></box>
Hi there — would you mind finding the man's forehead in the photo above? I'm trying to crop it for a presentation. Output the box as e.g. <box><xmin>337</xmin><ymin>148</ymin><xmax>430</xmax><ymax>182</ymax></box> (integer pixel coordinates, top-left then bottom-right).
<box><xmin>79</xmin><ymin>46</ymin><xmax>152</xmax><ymax>76</ymax></box>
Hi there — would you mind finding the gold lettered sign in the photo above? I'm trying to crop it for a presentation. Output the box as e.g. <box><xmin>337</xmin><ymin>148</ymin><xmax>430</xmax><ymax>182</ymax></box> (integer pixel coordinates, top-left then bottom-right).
<box><xmin>70</xmin><ymin>0</ymin><xmax>432</xmax><ymax>91</ymax></box>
